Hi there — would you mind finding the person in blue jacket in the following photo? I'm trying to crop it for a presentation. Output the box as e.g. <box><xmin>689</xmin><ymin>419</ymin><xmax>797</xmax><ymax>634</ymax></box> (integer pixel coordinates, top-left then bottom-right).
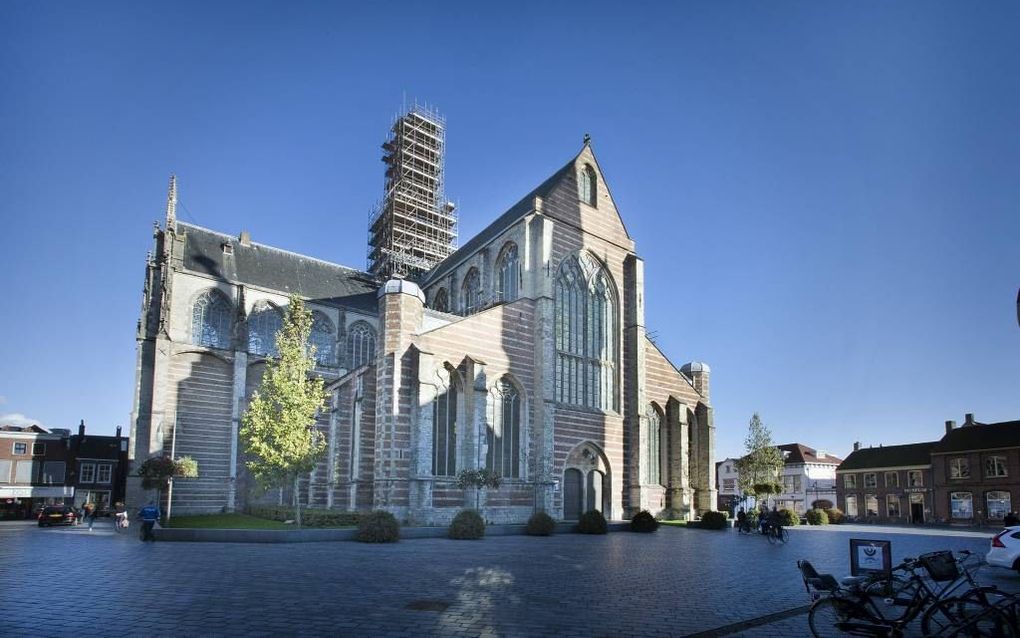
<box><xmin>138</xmin><ymin>501</ymin><xmax>161</xmax><ymax>542</ymax></box>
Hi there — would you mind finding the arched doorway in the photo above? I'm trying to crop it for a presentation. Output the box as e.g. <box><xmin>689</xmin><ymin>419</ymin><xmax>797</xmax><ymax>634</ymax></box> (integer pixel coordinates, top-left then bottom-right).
<box><xmin>564</xmin><ymin>468</ymin><xmax>583</xmax><ymax>521</ymax></box>
<box><xmin>562</xmin><ymin>442</ymin><xmax>612</xmax><ymax>520</ymax></box>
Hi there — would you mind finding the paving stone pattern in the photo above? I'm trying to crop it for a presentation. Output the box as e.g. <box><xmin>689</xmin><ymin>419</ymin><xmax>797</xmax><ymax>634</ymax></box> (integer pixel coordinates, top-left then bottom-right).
<box><xmin>1</xmin><ymin>521</ymin><xmax>1016</xmax><ymax>637</ymax></box>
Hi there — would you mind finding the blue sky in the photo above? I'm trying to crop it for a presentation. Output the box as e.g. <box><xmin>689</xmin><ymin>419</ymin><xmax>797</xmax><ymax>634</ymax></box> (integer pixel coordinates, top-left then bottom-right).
<box><xmin>1</xmin><ymin>1</ymin><xmax>1017</xmax><ymax>461</ymax></box>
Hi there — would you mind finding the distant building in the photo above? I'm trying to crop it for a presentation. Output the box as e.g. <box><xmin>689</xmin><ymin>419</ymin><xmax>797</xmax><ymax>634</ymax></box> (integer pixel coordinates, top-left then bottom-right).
<box><xmin>69</xmin><ymin>421</ymin><xmax>130</xmax><ymax>512</ymax></box>
<box><xmin>835</xmin><ymin>440</ymin><xmax>937</xmax><ymax>524</ymax></box>
<box><xmin>715</xmin><ymin>458</ymin><xmax>740</xmax><ymax>512</ymax></box>
<box><xmin>0</xmin><ymin>425</ymin><xmax>74</xmax><ymax>519</ymax></box>
<box><xmin>932</xmin><ymin>414</ymin><xmax>1019</xmax><ymax>525</ymax></box>
<box><xmin>775</xmin><ymin>444</ymin><xmax>842</xmax><ymax>515</ymax></box>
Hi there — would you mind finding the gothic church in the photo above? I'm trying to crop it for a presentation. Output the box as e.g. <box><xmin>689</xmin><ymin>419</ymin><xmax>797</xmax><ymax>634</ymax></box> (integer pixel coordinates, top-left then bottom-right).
<box><xmin>128</xmin><ymin>113</ymin><xmax>716</xmax><ymax>524</ymax></box>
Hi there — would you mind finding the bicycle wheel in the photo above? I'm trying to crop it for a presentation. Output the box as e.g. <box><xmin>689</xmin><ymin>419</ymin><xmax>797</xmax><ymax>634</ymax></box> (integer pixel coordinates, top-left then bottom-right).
<box><xmin>864</xmin><ymin>575</ymin><xmax>918</xmax><ymax>623</ymax></box>
<box><xmin>766</xmin><ymin>527</ymin><xmax>777</xmax><ymax>544</ymax></box>
<box><xmin>777</xmin><ymin>527</ymin><xmax>789</xmax><ymax>544</ymax></box>
<box><xmin>808</xmin><ymin>598</ymin><xmax>859</xmax><ymax>638</ymax></box>
<box><xmin>922</xmin><ymin>596</ymin><xmax>1016</xmax><ymax>637</ymax></box>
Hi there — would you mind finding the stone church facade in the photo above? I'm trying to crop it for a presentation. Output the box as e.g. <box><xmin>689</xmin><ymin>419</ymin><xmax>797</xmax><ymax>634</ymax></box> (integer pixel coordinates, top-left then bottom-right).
<box><xmin>128</xmin><ymin>142</ymin><xmax>716</xmax><ymax>524</ymax></box>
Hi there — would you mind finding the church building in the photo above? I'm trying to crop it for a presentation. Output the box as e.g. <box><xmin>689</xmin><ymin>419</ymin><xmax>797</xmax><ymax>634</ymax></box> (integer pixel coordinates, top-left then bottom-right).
<box><xmin>128</xmin><ymin>107</ymin><xmax>716</xmax><ymax>524</ymax></box>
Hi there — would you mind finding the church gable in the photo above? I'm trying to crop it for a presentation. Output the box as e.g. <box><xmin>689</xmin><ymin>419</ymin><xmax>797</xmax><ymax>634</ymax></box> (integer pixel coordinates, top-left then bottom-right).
<box><xmin>539</xmin><ymin>144</ymin><xmax>634</xmax><ymax>251</ymax></box>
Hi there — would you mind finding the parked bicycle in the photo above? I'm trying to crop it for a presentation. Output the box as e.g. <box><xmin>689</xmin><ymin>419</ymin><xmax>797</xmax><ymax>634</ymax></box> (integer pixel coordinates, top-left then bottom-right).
<box><xmin>798</xmin><ymin>550</ymin><xmax>1015</xmax><ymax>637</ymax></box>
<box><xmin>737</xmin><ymin>517</ymin><xmax>787</xmax><ymax>544</ymax></box>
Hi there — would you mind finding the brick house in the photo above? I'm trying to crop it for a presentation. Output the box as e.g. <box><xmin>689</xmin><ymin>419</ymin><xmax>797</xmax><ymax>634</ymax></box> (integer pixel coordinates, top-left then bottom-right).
<box><xmin>69</xmin><ymin>421</ymin><xmax>130</xmax><ymax>513</ymax></box>
<box><xmin>932</xmin><ymin>414</ymin><xmax>1020</xmax><ymax>525</ymax></box>
<box><xmin>129</xmin><ymin>133</ymin><xmax>716</xmax><ymax>523</ymax></box>
<box><xmin>835</xmin><ymin>441</ymin><xmax>937</xmax><ymax>524</ymax></box>
<box><xmin>0</xmin><ymin>425</ymin><xmax>75</xmax><ymax>519</ymax></box>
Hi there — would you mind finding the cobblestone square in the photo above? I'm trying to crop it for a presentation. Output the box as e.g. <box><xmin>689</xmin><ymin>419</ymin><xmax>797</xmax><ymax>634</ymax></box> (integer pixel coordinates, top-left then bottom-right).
<box><xmin>2</xmin><ymin>521</ymin><xmax>1016</xmax><ymax>637</ymax></box>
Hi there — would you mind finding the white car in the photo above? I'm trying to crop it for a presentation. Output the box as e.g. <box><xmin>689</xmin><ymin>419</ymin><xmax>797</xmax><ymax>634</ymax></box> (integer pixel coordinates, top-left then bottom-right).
<box><xmin>986</xmin><ymin>525</ymin><xmax>1020</xmax><ymax>572</ymax></box>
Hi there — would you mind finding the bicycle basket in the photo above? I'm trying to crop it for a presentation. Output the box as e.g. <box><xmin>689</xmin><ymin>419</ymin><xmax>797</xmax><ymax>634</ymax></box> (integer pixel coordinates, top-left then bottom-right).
<box><xmin>918</xmin><ymin>551</ymin><xmax>959</xmax><ymax>581</ymax></box>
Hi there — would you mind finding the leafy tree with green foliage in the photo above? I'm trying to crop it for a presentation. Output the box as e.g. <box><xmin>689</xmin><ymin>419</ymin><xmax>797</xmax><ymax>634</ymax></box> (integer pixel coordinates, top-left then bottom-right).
<box><xmin>736</xmin><ymin>413</ymin><xmax>785</xmax><ymax>507</ymax></box>
<box><xmin>240</xmin><ymin>295</ymin><xmax>327</xmax><ymax>528</ymax></box>
<box><xmin>137</xmin><ymin>455</ymin><xmax>199</xmax><ymax>513</ymax></box>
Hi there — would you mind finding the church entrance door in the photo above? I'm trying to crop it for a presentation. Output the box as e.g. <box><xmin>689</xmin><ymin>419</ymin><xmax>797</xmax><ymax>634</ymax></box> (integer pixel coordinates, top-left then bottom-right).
<box><xmin>564</xmin><ymin>468</ymin><xmax>583</xmax><ymax>521</ymax></box>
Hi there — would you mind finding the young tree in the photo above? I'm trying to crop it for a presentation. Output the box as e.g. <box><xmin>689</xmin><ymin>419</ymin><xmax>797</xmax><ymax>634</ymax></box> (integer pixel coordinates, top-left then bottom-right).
<box><xmin>240</xmin><ymin>295</ymin><xmax>328</xmax><ymax>528</ymax></box>
<box><xmin>736</xmin><ymin>413</ymin><xmax>785</xmax><ymax>509</ymax></box>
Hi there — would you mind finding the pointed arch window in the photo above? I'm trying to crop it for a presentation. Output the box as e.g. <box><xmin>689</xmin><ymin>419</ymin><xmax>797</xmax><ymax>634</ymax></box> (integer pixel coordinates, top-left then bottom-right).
<box><xmin>247</xmin><ymin>302</ymin><xmax>282</xmax><ymax>357</ymax></box>
<box><xmin>432</xmin><ymin>288</ymin><xmax>449</xmax><ymax>313</ymax></box>
<box><xmin>554</xmin><ymin>253</ymin><xmax>616</xmax><ymax>410</ymax></box>
<box><xmin>309</xmin><ymin>311</ymin><xmax>336</xmax><ymax>366</ymax></box>
<box><xmin>432</xmin><ymin>369</ymin><xmax>459</xmax><ymax>476</ymax></box>
<box><xmin>578</xmin><ymin>164</ymin><xmax>597</xmax><ymax>206</ymax></box>
<box><xmin>646</xmin><ymin>405</ymin><xmax>662</xmax><ymax>486</ymax></box>
<box><xmin>192</xmin><ymin>289</ymin><xmax>233</xmax><ymax>350</ymax></box>
<box><xmin>346</xmin><ymin>321</ymin><xmax>376</xmax><ymax>369</ymax></box>
<box><xmin>495</xmin><ymin>243</ymin><xmax>520</xmax><ymax>303</ymax></box>
<box><xmin>487</xmin><ymin>377</ymin><xmax>521</xmax><ymax>479</ymax></box>
<box><xmin>462</xmin><ymin>267</ymin><xmax>483</xmax><ymax>315</ymax></box>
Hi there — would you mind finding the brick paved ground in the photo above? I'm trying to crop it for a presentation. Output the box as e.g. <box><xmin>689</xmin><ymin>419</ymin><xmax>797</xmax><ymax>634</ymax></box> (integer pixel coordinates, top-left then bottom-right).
<box><xmin>1</xmin><ymin>520</ymin><xmax>1016</xmax><ymax>637</ymax></box>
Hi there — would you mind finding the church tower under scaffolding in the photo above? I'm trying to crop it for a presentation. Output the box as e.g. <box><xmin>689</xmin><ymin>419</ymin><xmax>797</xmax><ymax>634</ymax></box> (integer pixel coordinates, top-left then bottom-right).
<box><xmin>367</xmin><ymin>103</ymin><xmax>457</xmax><ymax>279</ymax></box>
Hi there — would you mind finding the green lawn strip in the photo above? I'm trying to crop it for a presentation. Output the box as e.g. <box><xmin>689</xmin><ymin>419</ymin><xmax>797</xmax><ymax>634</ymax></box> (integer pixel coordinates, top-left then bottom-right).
<box><xmin>658</xmin><ymin>520</ymin><xmax>689</xmax><ymax>527</ymax></box>
<box><xmin>163</xmin><ymin>513</ymin><xmax>294</xmax><ymax>529</ymax></box>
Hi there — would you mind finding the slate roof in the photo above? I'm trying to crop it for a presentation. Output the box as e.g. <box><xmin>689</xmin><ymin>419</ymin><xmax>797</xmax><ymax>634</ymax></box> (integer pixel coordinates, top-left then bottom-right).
<box><xmin>178</xmin><ymin>223</ymin><xmax>380</xmax><ymax>313</ymax></box>
<box><xmin>932</xmin><ymin>420</ymin><xmax>1020</xmax><ymax>454</ymax></box>
<box><xmin>777</xmin><ymin>443</ymin><xmax>843</xmax><ymax>466</ymax></box>
<box><xmin>836</xmin><ymin>442</ymin><xmax>938</xmax><ymax>471</ymax></box>
<box><xmin>421</xmin><ymin>156</ymin><xmax>577</xmax><ymax>285</ymax></box>
<box><xmin>73</xmin><ymin>434</ymin><xmax>124</xmax><ymax>459</ymax></box>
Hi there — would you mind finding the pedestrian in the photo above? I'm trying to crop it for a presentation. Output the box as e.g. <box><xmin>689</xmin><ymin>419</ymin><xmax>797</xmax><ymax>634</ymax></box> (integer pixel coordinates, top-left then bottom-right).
<box><xmin>1004</xmin><ymin>511</ymin><xmax>1019</xmax><ymax>527</ymax></box>
<box><xmin>84</xmin><ymin>502</ymin><xmax>96</xmax><ymax>531</ymax></box>
<box><xmin>138</xmin><ymin>500</ymin><xmax>161</xmax><ymax>541</ymax></box>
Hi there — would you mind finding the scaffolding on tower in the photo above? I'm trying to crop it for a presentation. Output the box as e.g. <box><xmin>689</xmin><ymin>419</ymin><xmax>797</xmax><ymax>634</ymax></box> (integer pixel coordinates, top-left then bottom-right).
<box><xmin>367</xmin><ymin>102</ymin><xmax>457</xmax><ymax>279</ymax></box>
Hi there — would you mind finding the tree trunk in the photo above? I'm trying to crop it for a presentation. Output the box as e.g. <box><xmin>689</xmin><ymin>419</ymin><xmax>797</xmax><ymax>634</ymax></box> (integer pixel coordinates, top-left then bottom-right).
<box><xmin>294</xmin><ymin>474</ymin><xmax>302</xmax><ymax>528</ymax></box>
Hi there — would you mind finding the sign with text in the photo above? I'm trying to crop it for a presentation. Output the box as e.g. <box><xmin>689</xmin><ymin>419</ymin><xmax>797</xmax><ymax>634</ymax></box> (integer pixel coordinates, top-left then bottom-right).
<box><xmin>850</xmin><ymin>539</ymin><xmax>892</xmax><ymax>577</ymax></box>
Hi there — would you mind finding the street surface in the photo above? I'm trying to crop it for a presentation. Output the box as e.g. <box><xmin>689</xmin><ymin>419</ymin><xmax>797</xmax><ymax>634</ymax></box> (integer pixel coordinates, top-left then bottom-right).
<box><xmin>1</xmin><ymin>520</ymin><xmax>1016</xmax><ymax>637</ymax></box>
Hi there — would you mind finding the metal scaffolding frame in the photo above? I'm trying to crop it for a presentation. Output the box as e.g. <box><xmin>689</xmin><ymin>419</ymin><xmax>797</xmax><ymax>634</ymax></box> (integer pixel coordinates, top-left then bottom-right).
<box><xmin>367</xmin><ymin>103</ymin><xmax>458</xmax><ymax>279</ymax></box>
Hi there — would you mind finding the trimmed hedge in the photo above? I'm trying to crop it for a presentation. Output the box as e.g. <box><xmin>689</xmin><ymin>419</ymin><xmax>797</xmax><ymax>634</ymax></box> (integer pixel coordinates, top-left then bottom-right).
<box><xmin>577</xmin><ymin>510</ymin><xmax>608</xmax><ymax>534</ymax></box>
<box><xmin>778</xmin><ymin>508</ymin><xmax>800</xmax><ymax>526</ymax></box>
<box><xmin>247</xmin><ymin>506</ymin><xmax>360</xmax><ymax>528</ymax></box>
<box><xmin>697</xmin><ymin>511</ymin><xmax>729</xmax><ymax>530</ymax></box>
<box><xmin>630</xmin><ymin>510</ymin><xmax>659</xmax><ymax>533</ymax></box>
<box><xmin>356</xmin><ymin>510</ymin><xmax>400</xmax><ymax>542</ymax></box>
<box><xmin>824</xmin><ymin>508</ymin><xmax>845</xmax><ymax>524</ymax></box>
<box><xmin>449</xmin><ymin>509</ymin><xmax>485</xmax><ymax>540</ymax></box>
<box><xmin>526</xmin><ymin>511</ymin><xmax>556</xmax><ymax>536</ymax></box>
<box><xmin>806</xmin><ymin>508</ymin><xmax>829</xmax><ymax>525</ymax></box>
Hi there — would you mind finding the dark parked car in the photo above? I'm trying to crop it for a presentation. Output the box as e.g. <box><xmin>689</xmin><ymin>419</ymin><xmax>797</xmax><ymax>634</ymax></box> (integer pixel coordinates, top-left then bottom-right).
<box><xmin>38</xmin><ymin>506</ymin><xmax>79</xmax><ymax>527</ymax></box>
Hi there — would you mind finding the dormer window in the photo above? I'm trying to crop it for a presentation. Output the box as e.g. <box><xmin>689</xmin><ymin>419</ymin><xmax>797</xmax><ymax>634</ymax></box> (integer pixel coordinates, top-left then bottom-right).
<box><xmin>578</xmin><ymin>164</ymin><xmax>596</xmax><ymax>206</ymax></box>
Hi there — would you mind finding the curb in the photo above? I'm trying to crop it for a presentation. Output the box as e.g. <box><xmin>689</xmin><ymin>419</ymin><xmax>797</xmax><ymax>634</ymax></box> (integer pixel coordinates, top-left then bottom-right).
<box><xmin>154</xmin><ymin>520</ymin><xmax>631</xmax><ymax>543</ymax></box>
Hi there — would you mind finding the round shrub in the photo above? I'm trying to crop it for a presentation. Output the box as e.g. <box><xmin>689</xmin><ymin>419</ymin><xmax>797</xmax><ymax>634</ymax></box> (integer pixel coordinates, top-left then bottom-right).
<box><xmin>824</xmin><ymin>507</ymin><xmax>845</xmax><ymax>524</ymax></box>
<box><xmin>576</xmin><ymin>510</ymin><xmax>608</xmax><ymax>534</ymax></box>
<box><xmin>778</xmin><ymin>508</ymin><xmax>800</xmax><ymax>526</ymax></box>
<box><xmin>630</xmin><ymin>510</ymin><xmax>659</xmax><ymax>533</ymax></box>
<box><xmin>698</xmin><ymin>510</ymin><xmax>729</xmax><ymax>530</ymax></box>
<box><xmin>811</xmin><ymin>499</ymin><xmax>834</xmax><ymax>510</ymax></box>
<box><xmin>356</xmin><ymin>510</ymin><xmax>400</xmax><ymax>543</ymax></box>
<box><xmin>526</xmin><ymin>511</ymin><xmax>556</xmax><ymax>536</ymax></box>
<box><xmin>805</xmin><ymin>508</ymin><xmax>829</xmax><ymax>526</ymax></box>
<box><xmin>449</xmin><ymin>509</ymin><xmax>485</xmax><ymax>540</ymax></box>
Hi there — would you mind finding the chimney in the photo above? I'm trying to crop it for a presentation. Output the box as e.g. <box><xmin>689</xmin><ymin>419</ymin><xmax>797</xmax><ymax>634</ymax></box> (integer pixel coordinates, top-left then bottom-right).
<box><xmin>945</xmin><ymin>420</ymin><xmax>956</xmax><ymax>435</ymax></box>
<box><xmin>853</xmin><ymin>441</ymin><xmax>860</xmax><ymax>452</ymax></box>
<box><xmin>964</xmin><ymin>413</ymin><xmax>975</xmax><ymax>427</ymax></box>
<box><xmin>78</xmin><ymin>419</ymin><xmax>85</xmax><ymax>437</ymax></box>
<box><xmin>116</xmin><ymin>426</ymin><xmax>122</xmax><ymax>438</ymax></box>
<box><xmin>239</xmin><ymin>230</ymin><xmax>251</xmax><ymax>246</ymax></box>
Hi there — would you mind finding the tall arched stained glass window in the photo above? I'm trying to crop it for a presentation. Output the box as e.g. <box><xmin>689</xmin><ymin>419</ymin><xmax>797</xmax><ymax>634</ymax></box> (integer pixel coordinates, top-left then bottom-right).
<box><xmin>495</xmin><ymin>243</ymin><xmax>519</xmax><ymax>303</ymax></box>
<box><xmin>646</xmin><ymin>405</ymin><xmax>662</xmax><ymax>486</ymax></box>
<box><xmin>432</xmin><ymin>369</ymin><xmax>459</xmax><ymax>476</ymax></box>
<box><xmin>192</xmin><ymin>289</ymin><xmax>233</xmax><ymax>350</ymax></box>
<box><xmin>578</xmin><ymin>164</ymin><xmax>597</xmax><ymax>206</ymax></box>
<box><xmin>248</xmin><ymin>302</ymin><xmax>282</xmax><ymax>357</ymax></box>
<box><xmin>462</xmin><ymin>267</ymin><xmax>483</xmax><ymax>315</ymax></box>
<box><xmin>309</xmin><ymin>311</ymin><xmax>336</xmax><ymax>366</ymax></box>
<box><xmin>487</xmin><ymin>376</ymin><xmax>521</xmax><ymax>479</ymax></box>
<box><xmin>554</xmin><ymin>253</ymin><xmax>616</xmax><ymax>410</ymax></box>
<box><xmin>346</xmin><ymin>321</ymin><xmax>376</xmax><ymax>369</ymax></box>
<box><xmin>433</xmin><ymin>288</ymin><xmax>449</xmax><ymax>313</ymax></box>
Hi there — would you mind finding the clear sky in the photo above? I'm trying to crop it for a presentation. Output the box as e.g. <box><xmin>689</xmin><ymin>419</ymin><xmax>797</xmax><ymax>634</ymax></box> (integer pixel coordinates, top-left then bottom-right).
<box><xmin>1</xmin><ymin>1</ymin><xmax>1017</xmax><ymax>461</ymax></box>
